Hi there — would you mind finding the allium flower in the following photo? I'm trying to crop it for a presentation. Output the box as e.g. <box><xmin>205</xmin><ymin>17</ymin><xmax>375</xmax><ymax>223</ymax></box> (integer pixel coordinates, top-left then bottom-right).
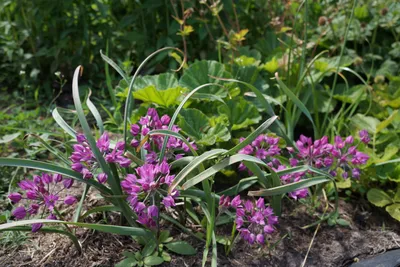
<box><xmin>238</xmin><ymin>134</ymin><xmax>281</xmax><ymax>171</ymax></box>
<box><xmin>9</xmin><ymin>173</ymin><xmax>78</xmax><ymax>232</ymax></box>
<box><xmin>128</xmin><ymin>108</ymin><xmax>197</xmax><ymax>163</ymax></box>
<box><xmin>237</xmin><ymin>130</ymin><xmax>370</xmax><ymax>201</ymax></box>
<box><xmin>121</xmin><ymin>161</ymin><xmax>179</xmax><ymax>228</ymax></box>
<box><xmin>70</xmin><ymin>132</ymin><xmax>131</xmax><ymax>181</ymax></box>
<box><xmin>219</xmin><ymin>196</ymin><xmax>278</xmax><ymax>245</ymax></box>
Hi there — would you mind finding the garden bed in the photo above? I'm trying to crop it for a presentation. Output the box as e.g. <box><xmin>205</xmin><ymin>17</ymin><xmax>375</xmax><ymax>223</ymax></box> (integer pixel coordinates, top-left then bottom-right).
<box><xmin>1</xmin><ymin>198</ymin><xmax>399</xmax><ymax>267</ymax></box>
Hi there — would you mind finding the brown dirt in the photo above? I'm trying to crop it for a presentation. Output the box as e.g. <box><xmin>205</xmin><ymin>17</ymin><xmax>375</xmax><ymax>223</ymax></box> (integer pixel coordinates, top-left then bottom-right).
<box><xmin>0</xmin><ymin>197</ymin><xmax>399</xmax><ymax>267</ymax></box>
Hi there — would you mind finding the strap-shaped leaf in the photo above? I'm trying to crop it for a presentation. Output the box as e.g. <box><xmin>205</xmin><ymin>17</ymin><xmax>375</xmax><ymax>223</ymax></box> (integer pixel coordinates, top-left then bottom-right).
<box><xmin>169</xmin><ymin>149</ymin><xmax>227</xmax><ymax>193</ymax></box>
<box><xmin>159</xmin><ymin>83</ymin><xmax>222</xmax><ymax>160</ymax></box>
<box><xmin>0</xmin><ymin>158</ymin><xmax>111</xmax><ymax>195</ymax></box>
<box><xmin>0</xmin><ymin>219</ymin><xmax>154</xmax><ymax>239</ymax></box>
<box><xmin>87</xmin><ymin>89</ymin><xmax>104</xmax><ymax>134</ymax></box>
<box><xmin>123</xmin><ymin>47</ymin><xmax>184</xmax><ymax>146</ymax></box>
<box><xmin>100</xmin><ymin>50</ymin><xmax>129</xmax><ymax>83</ymax></box>
<box><xmin>181</xmin><ymin>154</ymin><xmax>266</xmax><ymax>190</ymax></box>
<box><xmin>248</xmin><ymin>176</ymin><xmax>330</xmax><ymax>196</ymax></box>
<box><xmin>275</xmin><ymin>72</ymin><xmax>316</xmax><ymax>134</ymax></box>
<box><xmin>52</xmin><ymin>108</ymin><xmax>77</xmax><ymax>138</ymax></box>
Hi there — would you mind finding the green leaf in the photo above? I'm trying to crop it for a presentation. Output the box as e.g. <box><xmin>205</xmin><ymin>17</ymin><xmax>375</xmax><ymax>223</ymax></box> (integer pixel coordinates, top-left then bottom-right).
<box><xmin>263</xmin><ymin>57</ymin><xmax>279</xmax><ymax>73</ymax></box>
<box><xmin>394</xmin><ymin>187</ymin><xmax>400</xmax><ymax>203</ymax></box>
<box><xmin>133</xmin><ymin>85</ymin><xmax>186</xmax><ymax>107</ymax></box>
<box><xmin>0</xmin><ymin>219</ymin><xmax>154</xmax><ymax>240</ymax></box>
<box><xmin>169</xmin><ymin>149</ymin><xmax>227</xmax><ymax>193</ymax></box>
<box><xmin>178</xmin><ymin>109</ymin><xmax>209</xmax><ymax>141</ymax></box>
<box><xmin>158</xmin><ymin>83</ymin><xmax>221</xmax><ymax>160</ymax></box>
<box><xmin>86</xmin><ymin>90</ymin><xmax>104</xmax><ymax>134</ymax></box>
<box><xmin>144</xmin><ymin>256</ymin><xmax>164</xmax><ymax>266</ymax></box>
<box><xmin>177</xmin><ymin>109</ymin><xmax>230</xmax><ymax>146</ymax></box>
<box><xmin>350</xmin><ymin>114</ymin><xmax>380</xmax><ymax>133</ymax></box>
<box><xmin>367</xmin><ymin>189</ymin><xmax>393</xmax><ymax>207</ymax></box>
<box><xmin>100</xmin><ymin>50</ymin><xmax>129</xmax><ymax>83</ymax></box>
<box><xmin>275</xmin><ymin>73</ymin><xmax>316</xmax><ymax>134</ymax></box>
<box><xmin>218</xmin><ymin>97</ymin><xmax>261</xmax><ymax>130</ymax></box>
<box><xmin>0</xmin><ymin>132</ymin><xmax>20</xmax><ymax>144</ymax></box>
<box><xmin>376</xmin><ymin>110</ymin><xmax>398</xmax><ymax>134</ymax></box>
<box><xmin>206</xmin><ymin>123</ymin><xmax>231</xmax><ymax>143</ymax></box>
<box><xmin>336</xmin><ymin>218</ymin><xmax>351</xmax><ymax>227</ymax></box>
<box><xmin>386</xmin><ymin>204</ymin><xmax>400</xmax><ymax>221</ymax></box>
<box><xmin>354</xmin><ymin>4</ymin><xmax>369</xmax><ymax>19</ymax></box>
<box><xmin>142</xmin><ymin>241</ymin><xmax>157</xmax><ymax>257</ymax></box>
<box><xmin>182</xmin><ymin>154</ymin><xmax>267</xmax><ymax>190</ymax></box>
<box><xmin>133</xmin><ymin>73</ymin><xmax>178</xmax><ymax>90</ymax></box>
<box><xmin>248</xmin><ymin>176</ymin><xmax>330</xmax><ymax>196</ymax></box>
<box><xmin>179</xmin><ymin>60</ymin><xmax>230</xmax><ymax>96</ymax></box>
<box><xmin>52</xmin><ymin>108</ymin><xmax>77</xmax><ymax>138</ymax></box>
<box><xmin>165</xmin><ymin>241</ymin><xmax>197</xmax><ymax>255</ymax></box>
<box><xmin>0</xmin><ymin>158</ymin><xmax>111</xmax><ymax>195</ymax></box>
<box><xmin>115</xmin><ymin>258</ymin><xmax>137</xmax><ymax>267</ymax></box>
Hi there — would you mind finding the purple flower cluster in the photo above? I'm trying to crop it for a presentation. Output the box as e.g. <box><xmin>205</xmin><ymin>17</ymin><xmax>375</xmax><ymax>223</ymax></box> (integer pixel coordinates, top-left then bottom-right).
<box><xmin>219</xmin><ymin>195</ymin><xmax>278</xmax><ymax>245</ymax></box>
<box><xmin>121</xmin><ymin>161</ymin><xmax>179</xmax><ymax>228</ymax></box>
<box><xmin>8</xmin><ymin>173</ymin><xmax>77</xmax><ymax>232</ymax></box>
<box><xmin>290</xmin><ymin>130</ymin><xmax>370</xmax><ymax>179</ymax></box>
<box><xmin>129</xmin><ymin>108</ymin><xmax>196</xmax><ymax>163</ymax></box>
<box><xmin>238</xmin><ymin>134</ymin><xmax>281</xmax><ymax>171</ymax></box>
<box><xmin>238</xmin><ymin>130</ymin><xmax>371</xmax><ymax>200</ymax></box>
<box><xmin>70</xmin><ymin>132</ymin><xmax>131</xmax><ymax>183</ymax></box>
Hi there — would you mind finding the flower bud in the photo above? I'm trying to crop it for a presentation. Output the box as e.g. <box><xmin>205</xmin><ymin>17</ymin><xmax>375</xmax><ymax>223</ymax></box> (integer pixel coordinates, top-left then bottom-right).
<box><xmin>64</xmin><ymin>196</ymin><xmax>77</xmax><ymax>205</ymax></box>
<box><xmin>12</xmin><ymin>206</ymin><xmax>26</xmax><ymax>219</ymax></box>
<box><xmin>8</xmin><ymin>193</ymin><xmax>22</xmax><ymax>203</ymax></box>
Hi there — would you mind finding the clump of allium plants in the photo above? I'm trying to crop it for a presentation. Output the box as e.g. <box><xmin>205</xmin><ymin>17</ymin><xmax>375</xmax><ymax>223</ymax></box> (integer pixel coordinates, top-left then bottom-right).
<box><xmin>0</xmin><ymin>57</ymin><xmax>372</xmax><ymax>266</ymax></box>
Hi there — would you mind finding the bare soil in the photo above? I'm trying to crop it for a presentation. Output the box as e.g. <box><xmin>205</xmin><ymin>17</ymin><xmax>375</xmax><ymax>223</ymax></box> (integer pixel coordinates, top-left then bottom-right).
<box><xmin>1</xmin><ymin>195</ymin><xmax>399</xmax><ymax>267</ymax></box>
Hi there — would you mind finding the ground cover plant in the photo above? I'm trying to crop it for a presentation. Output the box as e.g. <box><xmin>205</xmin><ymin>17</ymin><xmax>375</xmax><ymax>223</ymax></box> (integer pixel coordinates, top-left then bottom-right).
<box><xmin>0</xmin><ymin>0</ymin><xmax>400</xmax><ymax>266</ymax></box>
